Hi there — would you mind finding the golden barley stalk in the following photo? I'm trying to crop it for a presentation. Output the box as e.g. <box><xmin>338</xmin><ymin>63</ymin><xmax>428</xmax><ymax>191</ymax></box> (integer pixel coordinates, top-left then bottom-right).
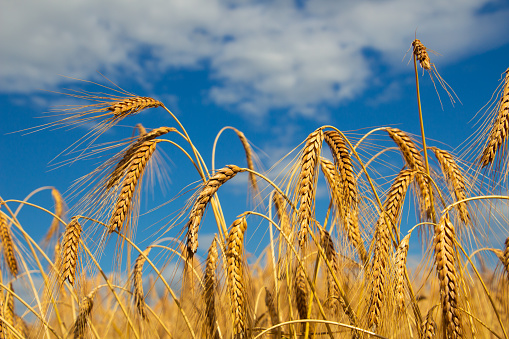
<box><xmin>44</xmin><ymin>188</ymin><xmax>64</xmax><ymax>244</ymax></box>
<box><xmin>480</xmin><ymin>68</ymin><xmax>509</xmax><ymax>168</ymax></box>
<box><xmin>412</xmin><ymin>39</ymin><xmax>431</xmax><ymax>70</ymax></box>
<box><xmin>385</xmin><ymin>128</ymin><xmax>432</xmax><ymax>218</ymax></box>
<box><xmin>297</xmin><ymin>129</ymin><xmax>323</xmax><ymax>248</ymax></box>
<box><xmin>431</xmin><ymin>148</ymin><xmax>470</xmax><ymax>223</ymax></box>
<box><xmin>0</xmin><ymin>212</ymin><xmax>18</xmax><ymax>277</ymax></box>
<box><xmin>109</xmin><ymin>140</ymin><xmax>157</xmax><ymax>233</ymax></box>
<box><xmin>134</xmin><ymin>247</ymin><xmax>151</xmax><ymax>320</ymax></box>
<box><xmin>186</xmin><ymin>165</ymin><xmax>245</xmax><ymax>254</ymax></box>
<box><xmin>434</xmin><ymin>214</ymin><xmax>462</xmax><ymax>338</ymax></box>
<box><xmin>108</xmin><ymin>96</ymin><xmax>163</xmax><ymax>118</ymax></box>
<box><xmin>60</xmin><ymin>216</ymin><xmax>82</xmax><ymax>286</ymax></box>
<box><xmin>395</xmin><ymin>234</ymin><xmax>410</xmax><ymax>313</ymax></box>
<box><xmin>320</xmin><ymin>228</ymin><xmax>340</xmax><ymax>314</ymax></box>
<box><xmin>227</xmin><ymin>217</ymin><xmax>248</xmax><ymax>339</ymax></box>
<box><xmin>204</xmin><ymin>236</ymin><xmax>219</xmax><ymax>339</ymax></box>
<box><xmin>73</xmin><ymin>289</ymin><xmax>97</xmax><ymax>339</ymax></box>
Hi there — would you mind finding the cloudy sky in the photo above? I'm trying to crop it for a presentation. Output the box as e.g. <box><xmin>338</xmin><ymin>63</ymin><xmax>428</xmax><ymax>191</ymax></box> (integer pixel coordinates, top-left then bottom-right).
<box><xmin>2</xmin><ymin>0</ymin><xmax>509</xmax><ymax>259</ymax></box>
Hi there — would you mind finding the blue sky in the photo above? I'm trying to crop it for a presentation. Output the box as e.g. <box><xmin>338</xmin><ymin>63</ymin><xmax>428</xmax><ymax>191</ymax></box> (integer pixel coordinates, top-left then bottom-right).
<box><xmin>2</xmin><ymin>0</ymin><xmax>509</xmax><ymax>265</ymax></box>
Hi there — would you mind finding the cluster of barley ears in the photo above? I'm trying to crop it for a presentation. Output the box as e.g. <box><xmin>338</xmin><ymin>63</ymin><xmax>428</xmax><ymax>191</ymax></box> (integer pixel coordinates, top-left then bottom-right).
<box><xmin>0</xmin><ymin>39</ymin><xmax>508</xmax><ymax>339</ymax></box>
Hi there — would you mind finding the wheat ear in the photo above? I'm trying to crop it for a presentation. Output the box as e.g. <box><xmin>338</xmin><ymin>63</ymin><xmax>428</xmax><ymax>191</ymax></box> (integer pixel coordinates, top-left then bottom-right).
<box><xmin>60</xmin><ymin>216</ymin><xmax>82</xmax><ymax>286</ymax></box>
<box><xmin>44</xmin><ymin>188</ymin><xmax>64</xmax><ymax>244</ymax></box>
<box><xmin>480</xmin><ymin>68</ymin><xmax>509</xmax><ymax>168</ymax></box>
<box><xmin>434</xmin><ymin>214</ymin><xmax>462</xmax><ymax>338</ymax></box>
<box><xmin>108</xmin><ymin>96</ymin><xmax>162</xmax><ymax>118</ymax></box>
<box><xmin>385</xmin><ymin>128</ymin><xmax>432</xmax><ymax>218</ymax></box>
<box><xmin>323</xmin><ymin>131</ymin><xmax>367</xmax><ymax>262</ymax></box>
<box><xmin>187</xmin><ymin>165</ymin><xmax>245</xmax><ymax>254</ymax></box>
<box><xmin>0</xmin><ymin>212</ymin><xmax>18</xmax><ymax>277</ymax></box>
<box><xmin>296</xmin><ymin>129</ymin><xmax>323</xmax><ymax>248</ymax></box>
<box><xmin>204</xmin><ymin>236</ymin><xmax>219</xmax><ymax>339</ymax></box>
<box><xmin>109</xmin><ymin>140</ymin><xmax>157</xmax><ymax>233</ymax></box>
<box><xmin>227</xmin><ymin>217</ymin><xmax>248</xmax><ymax>339</ymax></box>
<box><xmin>412</xmin><ymin>39</ymin><xmax>431</xmax><ymax>70</ymax></box>
<box><xmin>72</xmin><ymin>289</ymin><xmax>97</xmax><ymax>339</ymax></box>
<box><xmin>394</xmin><ymin>234</ymin><xmax>410</xmax><ymax>313</ymax></box>
<box><xmin>134</xmin><ymin>247</ymin><xmax>151</xmax><ymax>320</ymax></box>
<box><xmin>431</xmin><ymin>148</ymin><xmax>470</xmax><ymax>224</ymax></box>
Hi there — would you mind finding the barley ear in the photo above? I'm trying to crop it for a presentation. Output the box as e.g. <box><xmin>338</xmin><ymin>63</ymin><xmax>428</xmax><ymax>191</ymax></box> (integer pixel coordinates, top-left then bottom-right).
<box><xmin>44</xmin><ymin>188</ymin><xmax>64</xmax><ymax>244</ymax></box>
<box><xmin>0</xmin><ymin>212</ymin><xmax>18</xmax><ymax>277</ymax></box>
<box><xmin>204</xmin><ymin>236</ymin><xmax>219</xmax><ymax>339</ymax></box>
<box><xmin>72</xmin><ymin>289</ymin><xmax>97</xmax><ymax>339</ymax></box>
<box><xmin>227</xmin><ymin>217</ymin><xmax>248</xmax><ymax>339</ymax></box>
<box><xmin>60</xmin><ymin>216</ymin><xmax>82</xmax><ymax>286</ymax></box>
<box><xmin>134</xmin><ymin>247</ymin><xmax>152</xmax><ymax>320</ymax></box>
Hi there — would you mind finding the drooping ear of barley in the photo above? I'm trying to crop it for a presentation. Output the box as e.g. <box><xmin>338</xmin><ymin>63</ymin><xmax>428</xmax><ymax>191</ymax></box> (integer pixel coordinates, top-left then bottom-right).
<box><xmin>319</xmin><ymin>227</ymin><xmax>340</xmax><ymax>315</ymax></box>
<box><xmin>394</xmin><ymin>234</ymin><xmax>410</xmax><ymax>314</ymax></box>
<box><xmin>232</xmin><ymin>128</ymin><xmax>259</xmax><ymax>194</ymax></box>
<box><xmin>431</xmin><ymin>148</ymin><xmax>470</xmax><ymax>224</ymax></box>
<box><xmin>480</xmin><ymin>68</ymin><xmax>509</xmax><ymax>169</ymax></box>
<box><xmin>296</xmin><ymin>129</ymin><xmax>323</xmax><ymax>249</ymax></box>
<box><xmin>107</xmin><ymin>96</ymin><xmax>163</xmax><ymax>119</ymax></box>
<box><xmin>434</xmin><ymin>214</ymin><xmax>462</xmax><ymax>338</ymax></box>
<box><xmin>323</xmin><ymin>131</ymin><xmax>367</xmax><ymax>262</ymax></box>
<box><xmin>0</xmin><ymin>212</ymin><xmax>18</xmax><ymax>277</ymax></box>
<box><xmin>203</xmin><ymin>236</ymin><xmax>219</xmax><ymax>339</ymax></box>
<box><xmin>320</xmin><ymin>157</ymin><xmax>343</xmax><ymax>219</ymax></box>
<box><xmin>385</xmin><ymin>128</ymin><xmax>432</xmax><ymax>218</ymax></box>
<box><xmin>72</xmin><ymin>289</ymin><xmax>97</xmax><ymax>339</ymax></box>
<box><xmin>109</xmin><ymin>140</ymin><xmax>158</xmax><ymax>234</ymax></box>
<box><xmin>227</xmin><ymin>217</ymin><xmax>248</xmax><ymax>339</ymax></box>
<box><xmin>106</xmin><ymin>127</ymin><xmax>174</xmax><ymax>191</ymax></box>
<box><xmin>133</xmin><ymin>247</ymin><xmax>152</xmax><ymax>320</ymax></box>
<box><xmin>412</xmin><ymin>39</ymin><xmax>431</xmax><ymax>70</ymax></box>
<box><xmin>44</xmin><ymin>188</ymin><xmax>64</xmax><ymax>244</ymax></box>
<box><xmin>378</xmin><ymin>169</ymin><xmax>415</xmax><ymax>235</ymax></box>
<box><xmin>273</xmin><ymin>191</ymin><xmax>292</xmax><ymax>241</ymax></box>
<box><xmin>187</xmin><ymin>165</ymin><xmax>245</xmax><ymax>255</ymax></box>
<box><xmin>60</xmin><ymin>216</ymin><xmax>82</xmax><ymax>286</ymax></box>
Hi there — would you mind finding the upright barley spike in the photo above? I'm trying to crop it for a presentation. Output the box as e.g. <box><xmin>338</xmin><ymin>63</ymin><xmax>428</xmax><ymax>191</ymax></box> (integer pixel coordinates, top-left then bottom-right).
<box><xmin>73</xmin><ymin>289</ymin><xmax>97</xmax><ymax>339</ymax></box>
<box><xmin>480</xmin><ymin>68</ymin><xmax>509</xmax><ymax>169</ymax></box>
<box><xmin>134</xmin><ymin>248</ymin><xmax>151</xmax><ymax>320</ymax></box>
<box><xmin>186</xmin><ymin>165</ymin><xmax>245</xmax><ymax>255</ymax></box>
<box><xmin>434</xmin><ymin>214</ymin><xmax>462</xmax><ymax>338</ymax></box>
<box><xmin>204</xmin><ymin>236</ymin><xmax>219</xmax><ymax>339</ymax></box>
<box><xmin>227</xmin><ymin>218</ymin><xmax>248</xmax><ymax>339</ymax></box>
<box><xmin>44</xmin><ymin>188</ymin><xmax>64</xmax><ymax>244</ymax></box>
<box><xmin>60</xmin><ymin>216</ymin><xmax>82</xmax><ymax>286</ymax></box>
<box><xmin>412</xmin><ymin>39</ymin><xmax>431</xmax><ymax>70</ymax></box>
<box><xmin>395</xmin><ymin>234</ymin><xmax>410</xmax><ymax>314</ymax></box>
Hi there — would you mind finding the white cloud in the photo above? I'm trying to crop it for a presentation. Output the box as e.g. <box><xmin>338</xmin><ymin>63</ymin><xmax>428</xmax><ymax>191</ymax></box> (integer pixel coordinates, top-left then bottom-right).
<box><xmin>1</xmin><ymin>0</ymin><xmax>508</xmax><ymax>117</ymax></box>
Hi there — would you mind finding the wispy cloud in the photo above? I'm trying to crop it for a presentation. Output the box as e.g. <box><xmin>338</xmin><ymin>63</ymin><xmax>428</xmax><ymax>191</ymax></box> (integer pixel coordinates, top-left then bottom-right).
<box><xmin>2</xmin><ymin>0</ymin><xmax>508</xmax><ymax>117</ymax></box>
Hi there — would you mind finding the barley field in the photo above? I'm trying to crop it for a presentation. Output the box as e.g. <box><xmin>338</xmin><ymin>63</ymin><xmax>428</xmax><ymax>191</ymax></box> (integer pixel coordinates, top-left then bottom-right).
<box><xmin>1</xmin><ymin>39</ymin><xmax>508</xmax><ymax>339</ymax></box>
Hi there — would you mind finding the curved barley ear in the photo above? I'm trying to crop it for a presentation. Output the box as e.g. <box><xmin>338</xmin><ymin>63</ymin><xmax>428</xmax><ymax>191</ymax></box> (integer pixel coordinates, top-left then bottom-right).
<box><xmin>134</xmin><ymin>247</ymin><xmax>152</xmax><ymax>320</ymax></box>
<box><xmin>186</xmin><ymin>165</ymin><xmax>245</xmax><ymax>254</ymax></box>
<box><xmin>227</xmin><ymin>217</ymin><xmax>248</xmax><ymax>339</ymax></box>
<box><xmin>44</xmin><ymin>188</ymin><xmax>64</xmax><ymax>244</ymax></box>
<box><xmin>480</xmin><ymin>68</ymin><xmax>509</xmax><ymax>169</ymax></box>
<box><xmin>296</xmin><ymin>129</ymin><xmax>323</xmax><ymax>248</ymax></box>
<box><xmin>394</xmin><ymin>234</ymin><xmax>410</xmax><ymax>314</ymax></box>
<box><xmin>385</xmin><ymin>128</ymin><xmax>432</xmax><ymax>219</ymax></box>
<box><xmin>319</xmin><ymin>227</ymin><xmax>340</xmax><ymax>315</ymax></box>
<box><xmin>0</xmin><ymin>212</ymin><xmax>18</xmax><ymax>277</ymax></box>
<box><xmin>109</xmin><ymin>140</ymin><xmax>158</xmax><ymax>233</ymax></box>
<box><xmin>434</xmin><ymin>214</ymin><xmax>462</xmax><ymax>338</ymax></box>
<box><xmin>412</xmin><ymin>39</ymin><xmax>431</xmax><ymax>70</ymax></box>
<box><xmin>232</xmin><ymin>128</ymin><xmax>259</xmax><ymax>194</ymax></box>
<box><xmin>431</xmin><ymin>148</ymin><xmax>470</xmax><ymax>224</ymax></box>
<box><xmin>107</xmin><ymin>96</ymin><xmax>163</xmax><ymax>118</ymax></box>
<box><xmin>378</xmin><ymin>169</ymin><xmax>415</xmax><ymax>234</ymax></box>
<box><xmin>273</xmin><ymin>191</ymin><xmax>292</xmax><ymax>241</ymax></box>
<box><xmin>60</xmin><ymin>216</ymin><xmax>82</xmax><ymax>286</ymax></box>
<box><xmin>72</xmin><ymin>289</ymin><xmax>97</xmax><ymax>339</ymax></box>
<box><xmin>204</xmin><ymin>236</ymin><xmax>219</xmax><ymax>339</ymax></box>
<box><xmin>323</xmin><ymin>131</ymin><xmax>366</xmax><ymax>263</ymax></box>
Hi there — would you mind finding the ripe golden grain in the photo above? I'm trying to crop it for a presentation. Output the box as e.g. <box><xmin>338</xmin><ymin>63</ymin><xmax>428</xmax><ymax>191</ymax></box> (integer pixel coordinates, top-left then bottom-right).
<box><xmin>60</xmin><ymin>216</ymin><xmax>82</xmax><ymax>286</ymax></box>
